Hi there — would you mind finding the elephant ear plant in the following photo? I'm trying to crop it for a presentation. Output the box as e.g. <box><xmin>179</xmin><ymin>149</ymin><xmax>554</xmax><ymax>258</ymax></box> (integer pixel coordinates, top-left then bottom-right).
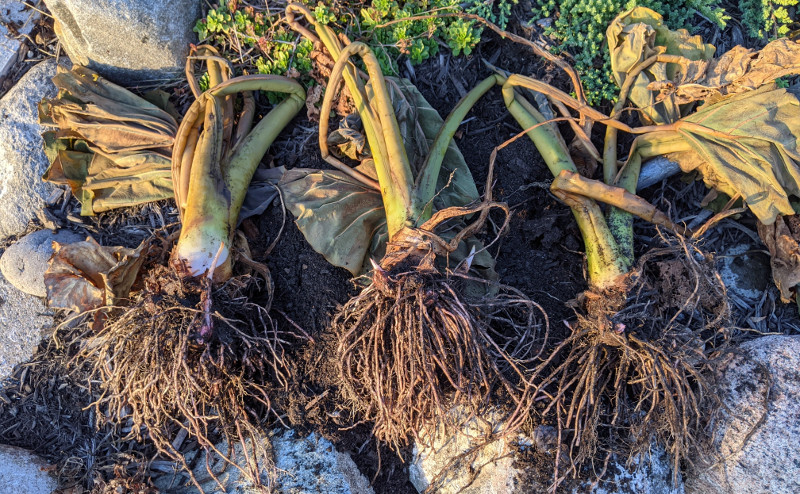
<box><xmin>42</xmin><ymin>49</ymin><xmax>306</xmax><ymax>491</ymax></box>
<box><xmin>283</xmin><ymin>3</ymin><xmax>545</xmax><ymax>448</ymax></box>
<box><xmin>495</xmin><ymin>7</ymin><xmax>800</xmax><ymax>482</ymax></box>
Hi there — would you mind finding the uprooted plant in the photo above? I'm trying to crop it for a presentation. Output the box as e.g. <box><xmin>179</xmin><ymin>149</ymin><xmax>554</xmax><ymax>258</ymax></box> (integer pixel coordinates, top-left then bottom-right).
<box><xmin>40</xmin><ymin>48</ymin><xmax>306</xmax><ymax>491</ymax></box>
<box><xmin>492</xmin><ymin>6</ymin><xmax>800</xmax><ymax>484</ymax></box>
<box><xmin>281</xmin><ymin>3</ymin><xmax>547</xmax><ymax>449</ymax></box>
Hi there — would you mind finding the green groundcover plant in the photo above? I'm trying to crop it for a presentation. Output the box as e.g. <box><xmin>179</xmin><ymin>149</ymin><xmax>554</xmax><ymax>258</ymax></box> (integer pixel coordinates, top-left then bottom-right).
<box><xmin>530</xmin><ymin>0</ymin><xmax>728</xmax><ymax>104</ymax></box>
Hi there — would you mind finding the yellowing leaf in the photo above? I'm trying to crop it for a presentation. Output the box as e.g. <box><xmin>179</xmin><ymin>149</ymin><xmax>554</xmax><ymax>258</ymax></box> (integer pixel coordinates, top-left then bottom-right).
<box><xmin>660</xmin><ymin>86</ymin><xmax>800</xmax><ymax>225</ymax></box>
<box><xmin>648</xmin><ymin>39</ymin><xmax>800</xmax><ymax>106</ymax></box>
<box><xmin>607</xmin><ymin>7</ymin><xmax>714</xmax><ymax>125</ymax></box>
<box><xmin>280</xmin><ymin>166</ymin><xmax>387</xmax><ymax>276</ymax></box>
<box><xmin>39</xmin><ymin>66</ymin><xmax>177</xmax><ymax>215</ymax></box>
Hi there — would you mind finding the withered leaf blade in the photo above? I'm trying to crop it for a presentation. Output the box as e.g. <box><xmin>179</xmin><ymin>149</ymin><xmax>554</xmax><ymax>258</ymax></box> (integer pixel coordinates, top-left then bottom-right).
<box><xmin>607</xmin><ymin>6</ymin><xmax>714</xmax><ymax>125</ymax></box>
<box><xmin>39</xmin><ymin>66</ymin><xmax>177</xmax><ymax>215</ymax></box>
<box><xmin>757</xmin><ymin>216</ymin><xmax>800</xmax><ymax>303</ymax></box>
<box><xmin>279</xmin><ymin>166</ymin><xmax>387</xmax><ymax>276</ymax></box>
<box><xmin>45</xmin><ymin>237</ymin><xmax>146</xmax><ymax>312</ymax></box>
<box><xmin>651</xmin><ymin>38</ymin><xmax>800</xmax><ymax>105</ymax></box>
<box><xmin>665</xmin><ymin>86</ymin><xmax>800</xmax><ymax>225</ymax></box>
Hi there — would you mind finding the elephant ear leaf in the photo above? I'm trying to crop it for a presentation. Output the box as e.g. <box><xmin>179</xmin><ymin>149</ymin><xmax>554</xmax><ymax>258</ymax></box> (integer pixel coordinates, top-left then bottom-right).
<box><xmin>279</xmin><ymin>165</ymin><xmax>387</xmax><ymax>276</ymax></box>
<box><xmin>607</xmin><ymin>6</ymin><xmax>714</xmax><ymax>125</ymax></box>
<box><xmin>666</xmin><ymin>86</ymin><xmax>800</xmax><ymax>225</ymax></box>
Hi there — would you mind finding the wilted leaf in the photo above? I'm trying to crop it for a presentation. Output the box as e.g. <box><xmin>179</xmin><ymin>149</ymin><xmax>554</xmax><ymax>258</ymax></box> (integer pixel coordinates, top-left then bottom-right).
<box><xmin>388</xmin><ymin>78</ymin><xmax>480</xmax><ymax>209</ymax></box>
<box><xmin>45</xmin><ymin>237</ymin><xmax>147</xmax><ymax>312</ymax></box>
<box><xmin>607</xmin><ymin>7</ymin><xmax>714</xmax><ymax>125</ymax></box>
<box><xmin>39</xmin><ymin>66</ymin><xmax>178</xmax><ymax>215</ymax></box>
<box><xmin>280</xmin><ymin>165</ymin><xmax>387</xmax><ymax>275</ymax></box>
<box><xmin>757</xmin><ymin>216</ymin><xmax>800</xmax><ymax>302</ymax></box>
<box><xmin>239</xmin><ymin>166</ymin><xmax>285</xmax><ymax>224</ymax></box>
<box><xmin>658</xmin><ymin>86</ymin><xmax>800</xmax><ymax>224</ymax></box>
<box><xmin>650</xmin><ymin>38</ymin><xmax>800</xmax><ymax>105</ymax></box>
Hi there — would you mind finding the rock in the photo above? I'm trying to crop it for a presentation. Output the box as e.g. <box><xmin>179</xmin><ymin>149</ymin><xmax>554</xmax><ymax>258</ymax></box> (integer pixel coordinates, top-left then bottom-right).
<box><xmin>43</xmin><ymin>0</ymin><xmax>201</xmax><ymax>84</ymax></box>
<box><xmin>0</xmin><ymin>270</ymin><xmax>52</xmax><ymax>380</ymax></box>
<box><xmin>1</xmin><ymin>229</ymin><xmax>84</xmax><ymax>297</ymax></box>
<box><xmin>0</xmin><ymin>1</ymin><xmax>40</xmax><ymax>80</ymax></box>
<box><xmin>583</xmin><ymin>448</ymin><xmax>683</xmax><ymax>494</ymax></box>
<box><xmin>686</xmin><ymin>335</ymin><xmax>800</xmax><ymax>494</ymax></box>
<box><xmin>409</xmin><ymin>408</ymin><xmax>523</xmax><ymax>494</ymax></box>
<box><xmin>716</xmin><ymin>243</ymin><xmax>771</xmax><ymax>302</ymax></box>
<box><xmin>272</xmin><ymin>430</ymin><xmax>374</xmax><ymax>494</ymax></box>
<box><xmin>0</xmin><ymin>58</ymin><xmax>59</xmax><ymax>242</ymax></box>
<box><xmin>153</xmin><ymin>430</ymin><xmax>374</xmax><ymax>494</ymax></box>
<box><xmin>0</xmin><ymin>444</ymin><xmax>57</xmax><ymax>493</ymax></box>
<box><xmin>637</xmin><ymin>157</ymin><xmax>682</xmax><ymax>191</ymax></box>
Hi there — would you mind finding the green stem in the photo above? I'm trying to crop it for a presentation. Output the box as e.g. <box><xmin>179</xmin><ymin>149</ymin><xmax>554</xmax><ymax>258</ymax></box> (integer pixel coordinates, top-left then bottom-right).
<box><xmin>414</xmin><ymin>74</ymin><xmax>504</xmax><ymax>221</ymax></box>
<box><xmin>172</xmin><ymin>76</ymin><xmax>305</xmax><ymax>280</ymax></box>
<box><xmin>501</xmin><ymin>80</ymin><xmax>629</xmax><ymax>289</ymax></box>
<box><xmin>321</xmin><ymin>42</ymin><xmax>414</xmax><ymax>239</ymax></box>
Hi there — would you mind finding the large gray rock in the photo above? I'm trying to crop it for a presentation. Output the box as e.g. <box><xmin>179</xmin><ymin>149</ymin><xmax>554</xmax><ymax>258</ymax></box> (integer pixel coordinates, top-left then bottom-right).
<box><xmin>0</xmin><ymin>58</ymin><xmax>58</xmax><ymax>242</ymax></box>
<box><xmin>44</xmin><ymin>0</ymin><xmax>201</xmax><ymax>84</ymax></box>
<box><xmin>1</xmin><ymin>229</ymin><xmax>84</xmax><ymax>297</ymax></box>
<box><xmin>154</xmin><ymin>430</ymin><xmax>374</xmax><ymax>494</ymax></box>
<box><xmin>686</xmin><ymin>335</ymin><xmax>800</xmax><ymax>494</ymax></box>
<box><xmin>409</xmin><ymin>408</ymin><xmax>523</xmax><ymax>494</ymax></box>
<box><xmin>0</xmin><ymin>271</ymin><xmax>52</xmax><ymax>380</ymax></box>
<box><xmin>0</xmin><ymin>444</ymin><xmax>57</xmax><ymax>493</ymax></box>
<box><xmin>0</xmin><ymin>1</ymin><xmax>41</xmax><ymax>80</ymax></box>
<box><xmin>272</xmin><ymin>430</ymin><xmax>374</xmax><ymax>494</ymax></box>
<box><xmin>582</xmin><ymin>448</ymin><xmax>683</xmax><ymax>494</ymax></box>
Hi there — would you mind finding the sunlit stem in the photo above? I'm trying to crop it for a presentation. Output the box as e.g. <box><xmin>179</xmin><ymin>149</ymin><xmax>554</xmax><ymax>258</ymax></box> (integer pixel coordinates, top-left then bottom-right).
<box><xmin>171</xmin><ymin>76</ymin><xmax>305</xmax><ymax>281</ymax></box>
<box><xmin>321</xmin><ymin>42</ymin><xmax>415</xmax><ymax>239</ymax></box>
<box><xmin>502</xmin><ymin>80</ymin><xmax>628</xmax><ymax>289</ymax></box>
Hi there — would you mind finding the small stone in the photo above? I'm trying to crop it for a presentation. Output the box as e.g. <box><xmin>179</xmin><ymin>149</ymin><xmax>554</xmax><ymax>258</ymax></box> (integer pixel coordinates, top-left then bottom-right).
<box><xmin>409</xmin><ymin>407</ymin><xmax>524</xmax><ymax>494</ymax></box>
<box><xmin>0</xmin><ymin>445</ymin><xmax>57</xmax><ymax>493</ymax></box>
<box><xmin>0</xmin><ymin>270</ymin><xmax>53</xmax><ymax>380</ymax></box>
<box><xmin>302</xmin><ymin>264</ymin><xmax>308</xmax><ymax>270</ymax></box>
<box><xmin>686</xmin><ymin>335</ymin><xmax>800</xmax><ymax>494</ymax></box>
<box><xmin>0</xmin><ymin>58</ymin><xmax>60</xmax><ymax>241</ymax></box>
<box><xmin>44</xmin><ymin>0</ymin><xmax>202</xmax><ymax>83</ymax></box>
<box><xmin>716</xmin><ymin>243</ymin><xmax>771</xmax><ymax>301</ymax></box>
<box><xmin>1</xmin><ymin>229</ymin><xmax>84</xmax><ymax>297</ymax></box>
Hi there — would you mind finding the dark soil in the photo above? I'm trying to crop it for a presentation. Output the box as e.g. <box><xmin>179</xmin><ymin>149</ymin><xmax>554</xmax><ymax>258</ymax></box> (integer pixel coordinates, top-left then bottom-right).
<box><xmin>1</xmin><ymin>3</ymin><xmax>799</xmax><ymax>494</ymax></box>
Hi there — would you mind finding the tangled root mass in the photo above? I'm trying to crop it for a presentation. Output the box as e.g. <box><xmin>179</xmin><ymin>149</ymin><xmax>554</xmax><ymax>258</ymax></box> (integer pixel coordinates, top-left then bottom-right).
<box><xmin>532</xmin><ymin>231</ymin><xmax>732</xmax><ymax>485</ymax></box>
<box><xmin>333</xmin><ymin>258</ymin><xmax>548</xmax><ymax>448</ymax></box>
<box><xmin>77</xmin><ymin>266</ymin><xmax>290</xmax><ymax>491</ymax></box>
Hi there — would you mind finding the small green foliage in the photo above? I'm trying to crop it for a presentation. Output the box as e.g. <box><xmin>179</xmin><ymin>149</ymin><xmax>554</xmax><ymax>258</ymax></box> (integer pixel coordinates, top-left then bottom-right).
<box><xmin>193</xmin><ymin>2</ymin><xmax>313</xmax><ymax>82</ymax></box>
<box><xmin>741</xmin><ymin>0</ymin><xmax>798</xmax><ymax>39</ymax></box>
<box><xmin>466</xmin><ymin>0</ymin><xmax>518</xmax><ymax>30</ymax></box>
<box><xmin>530</xmin><ymin>0</ymin><xmax>728</xmax><ymax>105</ymax></box>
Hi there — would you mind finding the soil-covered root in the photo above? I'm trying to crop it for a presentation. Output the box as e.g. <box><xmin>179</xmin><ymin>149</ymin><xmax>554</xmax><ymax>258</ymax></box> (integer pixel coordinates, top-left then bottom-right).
<box><xmin>333</xmin><ymin>251</ymin><xmax>548</xmax><ymax>449</ymax></box>
<box><xmin>531</xmin><ymin>231</ymin><xmax>731</xmax><ymax>485</ymax></box>
<box><xmin>76</xmin><ymin>266</ymin><xmax>292</xmax><ymax>492</ymax></box>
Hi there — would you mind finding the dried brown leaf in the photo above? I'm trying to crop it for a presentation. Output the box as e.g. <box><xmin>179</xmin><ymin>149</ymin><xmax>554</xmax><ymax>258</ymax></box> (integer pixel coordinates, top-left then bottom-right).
<box><xmin>757</xmin><ymin>216</ymin><xmax>800</xmax><ymax>303</ymax></box>
<box><xmin>45</xmin><ymin>237</ymin><xmax>147</xmax><ymax>312</ymax></box>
